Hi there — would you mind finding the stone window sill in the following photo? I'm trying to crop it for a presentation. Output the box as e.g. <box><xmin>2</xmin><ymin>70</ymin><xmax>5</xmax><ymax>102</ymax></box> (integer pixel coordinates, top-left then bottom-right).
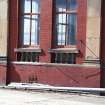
<box><xmin>14</xmin><ymin>47</ymin><xmax>42</xmax><ymax>53</ymax></box>
<box><xmin>48</xmin><ymin>48</ymin><xmax>79</xmax><ymax>53</ymax></box>
<box><xmin>12</xmin><ymin>62</ymin><xmax>100</xmax><ymax>68</ymax></box>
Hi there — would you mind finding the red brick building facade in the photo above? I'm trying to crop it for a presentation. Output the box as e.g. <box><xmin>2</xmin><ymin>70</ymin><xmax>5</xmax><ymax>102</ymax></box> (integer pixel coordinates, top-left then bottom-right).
<box><xmin>0</xmin><ymin>0</ymin><xmax>105</xmax><ymax>88</ymax></box>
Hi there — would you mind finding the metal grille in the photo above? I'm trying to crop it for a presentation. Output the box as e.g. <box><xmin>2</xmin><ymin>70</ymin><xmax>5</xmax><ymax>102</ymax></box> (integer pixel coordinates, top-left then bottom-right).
<box><xmin>54</xmin><ymin>53</ymin><xmax>76</xmax><ymax>64</ymax></box>
<box><xmin>17</xmin><ymin>52</ymin><xmax>39</xmax><ymax>62</ymax></box>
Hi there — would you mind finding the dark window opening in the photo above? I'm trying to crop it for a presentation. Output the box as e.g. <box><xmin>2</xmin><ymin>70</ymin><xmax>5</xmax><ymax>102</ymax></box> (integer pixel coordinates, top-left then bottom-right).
<box><xmin>52</xmin><ymin>53</ymin><xmax>76</xmax><ymax>64</ymax></box>
<box><xmin>17</xmin><ymin>52</ymin><xmax>39</xmax><ymax>62</ymax></box>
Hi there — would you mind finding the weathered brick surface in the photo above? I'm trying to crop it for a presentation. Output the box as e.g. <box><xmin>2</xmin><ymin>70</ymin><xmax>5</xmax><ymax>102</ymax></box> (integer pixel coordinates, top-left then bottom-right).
<box><xmin>4</xmin><ymin>0</ymin><xmax>103</xmax><ymax>88</ymax></box>
<box><xmin>0</xmin><ymin>64</ymin><xmax>7</xmax><ymax>85</ymax></box>
<box><xmin>7</xmin><ymin>63</ymin><xmax>100</xmax><ymax>88</ymax></box>
<box><xmin>39</xmin><ymin>0</ymin><xmax>53</xmax><ymax>63</ymax></box>
<box><xmin>8</xmin><ymin>0</ymin><xmax>87</xmax><ymax>63</ymax></box>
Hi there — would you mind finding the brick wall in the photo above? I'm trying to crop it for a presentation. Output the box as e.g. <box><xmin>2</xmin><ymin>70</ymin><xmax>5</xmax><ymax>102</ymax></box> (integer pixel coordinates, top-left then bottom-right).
<box><xmin>7</xmin><ymin>63</ymin><xmax>100</xmax><ymax>87</ymax></box>
<box><xmin>76</xmin><ymin>0</ymin><xmax>87</xmax><ymax>63</ymax></box>
<box><xmin>9</xmin><ymin>0</ymin><xmax>19</xmax><ymax>61</ymax></box>
<box><xmin>40</xmin><ymin>0</ymin><xmax>53</xmax><ymax>63</ymax></box>
<box><xmin>8</xmin><ymin>0</ymin><xmax>87</xmax><ymax>64</ymax></box>
<box><xmin>7</xmin><ymin>0</ymin><xmax>101</xmax><ymax>88</ymax></box>
<box><xmin>0</xmin><ymin>64</ymin><xmax>7</xmax><ymax>85</ymax></box>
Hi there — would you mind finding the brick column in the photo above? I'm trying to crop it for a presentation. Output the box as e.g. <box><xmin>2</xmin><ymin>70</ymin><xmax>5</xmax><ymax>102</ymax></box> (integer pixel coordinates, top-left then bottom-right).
<box><xmin>40</xmin><ymin>0</ymin><xmax>53</xmax><ymax>63</ymax></box>
<box><xmin>76</xmin><ymin>0</ymin><xmax>87</xmax><ymax>64</ymax></box>
<box><xmin>8</xmin><ymin>0</ymin><xmax>19</xmax><ymax>61</ymax></box>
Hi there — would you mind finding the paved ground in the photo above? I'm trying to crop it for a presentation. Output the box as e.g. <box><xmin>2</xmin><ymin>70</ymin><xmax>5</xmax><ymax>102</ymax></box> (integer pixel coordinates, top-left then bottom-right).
<box><xmin>0</xmin><ymin>89</ymin><xmax>105</xmax><ymax>105</ymax></box>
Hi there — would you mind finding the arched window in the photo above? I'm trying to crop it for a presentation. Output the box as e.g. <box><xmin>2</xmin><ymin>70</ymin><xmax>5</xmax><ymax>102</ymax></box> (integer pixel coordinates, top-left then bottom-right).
<box><xmin>56</xmin><ymin>0</ymin><xmax>77</xmax><ymax>45</ymax></box>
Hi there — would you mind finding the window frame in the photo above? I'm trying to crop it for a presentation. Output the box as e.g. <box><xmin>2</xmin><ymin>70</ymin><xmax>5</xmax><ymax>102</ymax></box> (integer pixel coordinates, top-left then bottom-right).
<box><xmin>55</xmin><ymin>0</ymin><xmax>78</xmax><ymax>46</ymax></box>
<box><xmin>19</xmin><ymin>0</ymin><xmax>40</xmax><ymax>48</ymax></box>
<box><xmin>15</xmin><ymin>0</ymin><xmax>41</xmax><ymax>62</ymax></box>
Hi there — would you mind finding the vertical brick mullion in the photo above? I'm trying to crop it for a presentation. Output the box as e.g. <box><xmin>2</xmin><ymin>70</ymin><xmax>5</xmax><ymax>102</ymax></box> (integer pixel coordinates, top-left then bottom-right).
<box><xmin>76</xmin><ymin>0</ymin><xmax>87</xmax><ymax>64</ymax></box>
<box><xmin>40</xmin><ymin>0</ymin><xmax>53</xmax><ymax>63</ymax></box>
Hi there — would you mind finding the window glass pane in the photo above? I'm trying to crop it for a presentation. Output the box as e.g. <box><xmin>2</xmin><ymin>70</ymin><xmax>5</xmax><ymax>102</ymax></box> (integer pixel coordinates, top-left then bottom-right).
<box><xmin>67</xmin><ymin>14</ymin><xmax>76</xmax><ymax>45</ymax></box>
<box><xmin>32</xmin><ymin>0</ymin><xmax>40</xmax><ymax>13</ymax></box>
<box><xmin>57</xmin><ymin>24</ymin><xmax>66</xmax><ymax>45</ymax></box>
<box><xmin>56</xmin><ymin>14</ymin><xmax>66</xmax><ymax>45</ymax></box>
<box><xmin>56</xmin><ymin>0</ymin><xmax>66</xmax><ymax>12</ymax></box>
<box><xmin>23</xmin><ymin>15</ymin><xmax>30</xmax><ymax>45</ymax></box>
<box><xmin>31</xmin><ymin>15</ymin><xmax>39</xmax><ymax>45</ymax></box>
<box><xmin>57</xmin><ymin>25</ymin><xmax>62</xmax><ymax>45</ymax></box>
<box><xmin>67</xmin><ymin>0</ymin><xmax>77</xmax><ymax>10</ymax></box>
<box><xmin>58</xmin><ymin>14</ymin><xmax>66</xmax><ymax>24</ymax></box>
<box><xmin>24</xmin><ymin>0</ymin><xmax>31</xmax><ymax>13</ymax></box>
